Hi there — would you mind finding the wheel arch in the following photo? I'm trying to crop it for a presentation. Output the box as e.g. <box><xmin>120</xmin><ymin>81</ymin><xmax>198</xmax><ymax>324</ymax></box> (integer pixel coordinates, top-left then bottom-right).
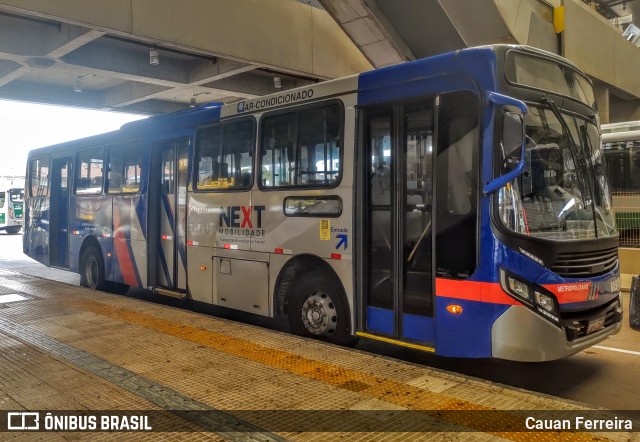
<box><xmin>273</xmin><ymin>254</ymin><xmax>347</xmax><ymax>318</ymax></box>
<box><xmin>79</xmin><ymin>235</ymin><xmax>103</xmax><ymax>265</ymax></box>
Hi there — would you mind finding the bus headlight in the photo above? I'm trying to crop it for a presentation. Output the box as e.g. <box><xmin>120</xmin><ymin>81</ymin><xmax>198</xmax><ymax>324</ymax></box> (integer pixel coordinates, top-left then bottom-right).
<box><xmin>500</xmin><ymin>269</ymin><xmax>561</xmax><ymax>324</ymax></box>
<box><xmin>534</xmin><ymin>291</ymin><xmax>555</xmax><ymax>313</ymax></box>
<box><xmin>507</xmin><ymin>277</ymin><xmax>531</xmax><ymax>302</ymax></box>
<box><xmin>500</xmin><ymin>269</ymin><xmax>532</xmax><ymax>302</ymax></box>
<box><xmin>534</xmin><ymin>291</ymin><xmax>560</xmax><ymax>323</ymax></box>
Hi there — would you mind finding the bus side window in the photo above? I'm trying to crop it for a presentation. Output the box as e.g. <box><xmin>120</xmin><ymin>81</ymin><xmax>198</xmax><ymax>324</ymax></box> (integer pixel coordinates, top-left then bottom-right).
<box><xmin>260</xmin><ymin>103</ymin><xmax>341</xmax><ymax>188</ymax></box>
<box><xmin>76</xmin><ymin>148</ymin><xmax>105</xmax><ymax>195</ymax></box>
<box><xmin>195</xmin><ymin>125</ymin><xmax>221</xmax><ymax>189</ymax></box>
<box><xmin>0</xmin><ymin>192</ymin><xmax>4</xmax><ymax>208</ymax></box>
<box><xmin>221</xmin><ymin>119</ymin><xmax>253</xmax><ymax>189</ymax></box>
<box><xmin>195</xmin><ymin>119</ymin><xmax>254</xmax><ymax>191</ymax></box>
<box><xmin>108</xmin><ymin>140</ymin><xmax>144</xmax><ymax>194</ymax></box>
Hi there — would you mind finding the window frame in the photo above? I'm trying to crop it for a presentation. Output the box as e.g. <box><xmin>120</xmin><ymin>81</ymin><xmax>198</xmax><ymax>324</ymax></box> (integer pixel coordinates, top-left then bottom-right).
<box><xmin>74</xmin><ymin>146</ymin><xmax>106</xmax><ymax>196</ymax></box>
<box><xmin>283</xmin><ymin>195</ymin><xmax>343</xmax><ymax>218</ymax></box>
<box><xmin>106</xmin><ymin>138</ymin><xmax>145</xmax><ymax>196</ymax></box>
<box><xmin>258</xmin><ymin>100</ymin><xmax>345</xmax><ymax>191</ymax></box>
<box><xmin>193</xmin><ymin>116</ymin><xmax>256</xmax><ymax>193</ymax></box>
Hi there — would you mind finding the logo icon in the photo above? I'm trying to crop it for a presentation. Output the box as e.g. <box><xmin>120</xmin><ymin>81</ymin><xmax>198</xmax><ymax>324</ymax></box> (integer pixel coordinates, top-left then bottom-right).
<box><xmin>7</xmin><ymin>412</ymin><xmax>40</xmax><ymax>430</ymax></box>
<box><xmin>237</xmin><ymin>102</ymin><xmax>245</xmax><ymax>113</ymax></box>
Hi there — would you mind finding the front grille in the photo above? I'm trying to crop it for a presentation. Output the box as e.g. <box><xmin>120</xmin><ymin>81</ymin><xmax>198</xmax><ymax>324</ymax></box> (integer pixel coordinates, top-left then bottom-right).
<box><xmin>551</xmin><ymin>246</ymin><xmax>618</xmax><ymax>278</ymax></box>
<box><xmin>562</xmin><ymin>299</ymin><xmax>622</xmax><ymax>341</ymax></box>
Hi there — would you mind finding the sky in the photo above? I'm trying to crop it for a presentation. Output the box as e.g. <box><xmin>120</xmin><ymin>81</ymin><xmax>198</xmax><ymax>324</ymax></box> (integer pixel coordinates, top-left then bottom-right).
<box><xmin>0</xmin><ymin>99</ymin><xmax>146</xmax><ymax>178</ymax></box>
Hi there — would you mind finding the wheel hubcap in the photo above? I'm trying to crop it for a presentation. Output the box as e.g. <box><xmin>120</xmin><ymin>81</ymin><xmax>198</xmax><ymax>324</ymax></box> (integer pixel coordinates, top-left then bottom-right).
<box><xmin>301</xmin><ymin>291</ymin><xmax>337</xmax><ymax>336</ymax></box>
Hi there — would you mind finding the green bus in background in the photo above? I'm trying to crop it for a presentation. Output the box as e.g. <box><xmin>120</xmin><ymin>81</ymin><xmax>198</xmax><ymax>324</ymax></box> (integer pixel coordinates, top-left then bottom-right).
<box><xmin>0</xmin><ymin>188</ymin><xmax>23</xmax><ymax>234</ymax></box>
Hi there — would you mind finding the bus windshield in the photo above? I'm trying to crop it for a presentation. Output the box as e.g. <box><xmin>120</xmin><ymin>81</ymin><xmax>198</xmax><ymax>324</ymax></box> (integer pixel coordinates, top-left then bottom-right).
<box><xmin>9</xmin><ymin>188</ymin><xmax>23</xmax><ymax>202</ymax></box>
<box><xmin>498</xmin><ymin>105</ymin><xmax>617</xmax><ymax>240</ymax></box>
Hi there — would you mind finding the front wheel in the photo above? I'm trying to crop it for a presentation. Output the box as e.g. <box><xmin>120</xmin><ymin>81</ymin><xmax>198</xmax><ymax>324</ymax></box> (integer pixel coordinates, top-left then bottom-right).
<box><xmin>80</xmin><ymin>246</ymin><xmax>108</xmax><ymax>291</ymax></box>
<box><xmin>288</xmin><ymin>270</ymin><xmax>357</xmax><ymax>346</ymax></box>
<box><xmin>6</xmin><ymin>226</ymin><xmax>21</xmax><ymax>235</ymax></box>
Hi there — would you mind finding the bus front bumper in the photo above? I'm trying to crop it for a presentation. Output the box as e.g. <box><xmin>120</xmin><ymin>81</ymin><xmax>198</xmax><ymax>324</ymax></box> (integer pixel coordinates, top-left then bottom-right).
<box><xmin>491</xmin><ymin>301</ymin><xmax>622</xmax><ymax>362</ymax></box>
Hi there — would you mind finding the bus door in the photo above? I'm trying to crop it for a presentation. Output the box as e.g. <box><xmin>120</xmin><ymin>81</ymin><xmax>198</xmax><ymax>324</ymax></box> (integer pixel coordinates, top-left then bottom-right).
<box><xmin>153</xmin><ymin>140</ymin><xmax>189</xmax><ymax>291</ymax></box>
<box><xmin>359</xmin><ymin>92</ymin><xmax>480</xmax><ymax>345</ymax></box>
<box><xmin>360</xmin><ymin>102</ymin><xmax>435</xmax><ymax>342</ymax></box>
<box><xmin>50</xmin><ymin>157</ymin><xmax>71</xmax><ymax>268</ymax></box>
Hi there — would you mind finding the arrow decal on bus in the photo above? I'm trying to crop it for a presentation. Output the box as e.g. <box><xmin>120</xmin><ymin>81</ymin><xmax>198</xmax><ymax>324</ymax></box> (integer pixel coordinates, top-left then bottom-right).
<box><xmin>336</xmin><ymin>234</ymin><xmax>348</xmax><ymax>250</ymax></box>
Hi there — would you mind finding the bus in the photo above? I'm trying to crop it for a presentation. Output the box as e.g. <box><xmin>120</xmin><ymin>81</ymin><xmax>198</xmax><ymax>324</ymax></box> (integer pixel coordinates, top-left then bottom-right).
<box><xmin>602</xmin><ymin>121</ymin><xmax>640</xmax><ymax>289</ymax></box>
<box><xmin>24</xmin><ymin>45</ymin><xmax>622</xmax><ymax>361</ymax></box>
<box><xmin>0</xmin><ymin>187</ymin><xmax>23</xmax><ymax>234</ymax></box>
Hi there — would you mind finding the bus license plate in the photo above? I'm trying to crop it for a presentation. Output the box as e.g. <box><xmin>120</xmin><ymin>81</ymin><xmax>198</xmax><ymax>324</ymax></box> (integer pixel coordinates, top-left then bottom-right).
<box><xmin>587</xmin><ymin>317</ymin><xmax>605</xmax><ymax>334</ymax></box>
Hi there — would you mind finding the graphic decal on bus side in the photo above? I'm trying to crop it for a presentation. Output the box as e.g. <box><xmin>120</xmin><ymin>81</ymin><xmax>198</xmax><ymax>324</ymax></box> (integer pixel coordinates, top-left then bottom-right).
<box><xmin>159</xmin><ymin>193</ymin><xmax>187</xmax><ymax>286</ymax></box>
<box><xmin>237</xmin><ymin>89</ymin><xmax>314</xmax><ymax>113</ymax></box>
<box><xmin>113</xmin><ymin>203</ymin><xmax>142</xmax><ymax>287</ymax></box>
<box><xmin>218</xmin><ymin>205</ymin><xmax>267</xmax><ymax>245</ymax></box>
<box><xmin>320</xmin><ymin>220</ymin><xmax>330</xmax><ymax>240</ymax></box>
<box><xmin>159</xmin><ymin>194</ymin><xmax>175</xmax><ymax>287</ymax></box>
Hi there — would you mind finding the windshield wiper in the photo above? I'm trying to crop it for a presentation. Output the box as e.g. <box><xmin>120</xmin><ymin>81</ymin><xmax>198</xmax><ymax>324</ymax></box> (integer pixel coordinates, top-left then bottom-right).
<box><xmin>579</xmin><ymin>125</ymin><xmax>602</xmax><ymax>200</ymax></box>
<box><xmin>541</xmin><ymin>96</ymin><xmax>598</xmax><ymax>237</ymax></box>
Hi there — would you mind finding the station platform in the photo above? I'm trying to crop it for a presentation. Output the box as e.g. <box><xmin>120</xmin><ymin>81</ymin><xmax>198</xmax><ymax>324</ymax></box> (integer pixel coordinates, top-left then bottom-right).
<box><xmin>0</xmin><ymin>268</ymin><xmax>636</xmax><ymax>441</ymax></box>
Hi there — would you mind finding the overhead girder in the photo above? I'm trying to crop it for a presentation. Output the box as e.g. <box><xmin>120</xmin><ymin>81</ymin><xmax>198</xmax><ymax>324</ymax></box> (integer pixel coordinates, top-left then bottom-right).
<box><xmin>0</xmin><ymin>12</ymin><xmax>264</xmax><ymax>113</ymax></box>
<box><xmin>0</xmin><ymin>1</ymin><xmax>369</xmax><ymax>114</ymax></box>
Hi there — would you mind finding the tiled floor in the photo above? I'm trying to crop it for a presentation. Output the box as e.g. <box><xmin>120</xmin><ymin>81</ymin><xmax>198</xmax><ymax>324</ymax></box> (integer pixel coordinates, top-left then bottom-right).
<box><xmin>0</xmin><ymin>269</ymin><xmax>635</xmax><ymax>441</ymax></box>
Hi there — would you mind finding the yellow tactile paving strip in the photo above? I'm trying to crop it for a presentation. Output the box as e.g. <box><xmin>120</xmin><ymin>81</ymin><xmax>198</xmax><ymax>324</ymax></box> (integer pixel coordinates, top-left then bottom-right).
<box><xmin>0</xmin><ymin>323</ymin><xmax>223</xmax><ymax>441</ymax></box>
<box><xmin>0</xmin><ymin>269</ymin><xmax>635</xmax><ymax>441</ymax></box>
<box><xmin>65</xmin><ymin>297</ymin><xmax>611</xmax><ymax>442</ymax></box>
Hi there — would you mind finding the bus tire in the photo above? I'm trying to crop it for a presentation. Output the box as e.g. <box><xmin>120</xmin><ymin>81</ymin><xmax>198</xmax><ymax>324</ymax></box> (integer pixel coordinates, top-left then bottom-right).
<box><xmin>80</xmin><ymin>246</ymin><xmax>107</xmax><ymax>291</ymax></box>
<box><xmin>6</xmin><ymin>227</ymin><xmax>21</xmax><ymax>235</ymax></box>
<box><xmin>288</xmin><ymin>270</ymin><xmax>358</xmax><ymax>346</ymax></box>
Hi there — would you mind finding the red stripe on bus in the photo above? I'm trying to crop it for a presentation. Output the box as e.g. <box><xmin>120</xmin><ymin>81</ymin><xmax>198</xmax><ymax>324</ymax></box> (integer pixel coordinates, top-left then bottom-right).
<box><xmin>542</xmin><ymin>282</ymin><xmax>592</xmax><ymax>304</ymax></box>
<box><xmin>435</xmin><ymin>279</ymin><xmax>517</xmax><ymax>305</ymax></box>
<box><xmin>113</xmin><ymin>205</ymin><xmax>137</xmax><ymax>286</ymax></box>
<box><xmin>113</xmin><ymin>203</ymin><xmax>125</xmax><ymax>239</ymax></box>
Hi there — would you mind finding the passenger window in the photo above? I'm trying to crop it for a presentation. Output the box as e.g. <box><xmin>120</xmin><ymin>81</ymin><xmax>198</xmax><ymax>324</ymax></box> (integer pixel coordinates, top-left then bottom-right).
<box><xmin>76</xmin><ymin>148</ymin><xmax>105</xmax><ymax>195</ymax></box>
<box><xmin>108</xmin><ymin>140</ymin><xmax>144</xmax><ymax>194</ymax></box>
<box><xmin>260</xmin><ymin>103</ymin><xmax>341</xmax><ymax>188</ymax></box>
<box><xmin>30</xmin><ymin>158</ymin><xmax>49</xmax><ymax>197</ymax></box>
<box><xmin>195</xmin><ymin>119</ymin><xmax>254</xmax><ymax>191</ymax></box>
<box><xmin>0</xmin><ymin>192</ymin><xmax>4</xmax><ymax>209</ymax></box>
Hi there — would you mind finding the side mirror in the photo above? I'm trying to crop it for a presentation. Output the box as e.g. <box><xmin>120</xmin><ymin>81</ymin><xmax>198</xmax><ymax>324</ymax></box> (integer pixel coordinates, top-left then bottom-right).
<box><xmin>502</xmin><ymin>112</ymin><xmax>524</xmax><ymax>158</ymax></box>
<box><xmin>484</xmin><ymin>92</ymin><xmax>528</xmax><ymax>195</ymax></box>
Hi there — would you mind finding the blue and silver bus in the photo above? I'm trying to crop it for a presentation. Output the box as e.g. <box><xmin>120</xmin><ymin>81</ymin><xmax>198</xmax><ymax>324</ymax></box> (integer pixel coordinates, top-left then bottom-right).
<box><xmin>24</xmin><ymin>45</ymin><xmax>622</xmax><ymax>361</ymax></box>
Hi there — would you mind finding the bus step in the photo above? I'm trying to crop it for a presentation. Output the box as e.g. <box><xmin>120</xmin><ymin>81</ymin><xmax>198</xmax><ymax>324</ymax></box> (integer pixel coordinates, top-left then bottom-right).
<box><xmin>152</xmin><ymin>287</ymin><xmax>187</xmax><ymax>299</ymax></box>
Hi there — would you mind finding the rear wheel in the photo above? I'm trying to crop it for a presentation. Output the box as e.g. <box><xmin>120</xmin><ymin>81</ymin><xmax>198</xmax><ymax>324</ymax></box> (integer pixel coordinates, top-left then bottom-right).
<box><xmin>80</xmin><ymin>246</ymin><xmax>107</xmax><ymax>291</ymax></box>
<box><xmin>6</xmin><ymin>227</ymin><xmax>21</xmax><ymax>235</ymax></box>
<box><xmin>288</xmin><ymin>270</ymin><xmax>358</xmax><ymax>346</ymax></box>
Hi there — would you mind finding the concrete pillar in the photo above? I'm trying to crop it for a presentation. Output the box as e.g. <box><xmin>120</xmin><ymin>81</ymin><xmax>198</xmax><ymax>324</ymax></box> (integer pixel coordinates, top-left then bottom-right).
<box><xmin>610</xmin><ymin>98</ymin><xmax>640</xmax><ymax>123</ymax></box>
<box><xmin>593</xmin><ymin>82</ymin><xmax>610</xmax><ymax>124</ymax></box>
